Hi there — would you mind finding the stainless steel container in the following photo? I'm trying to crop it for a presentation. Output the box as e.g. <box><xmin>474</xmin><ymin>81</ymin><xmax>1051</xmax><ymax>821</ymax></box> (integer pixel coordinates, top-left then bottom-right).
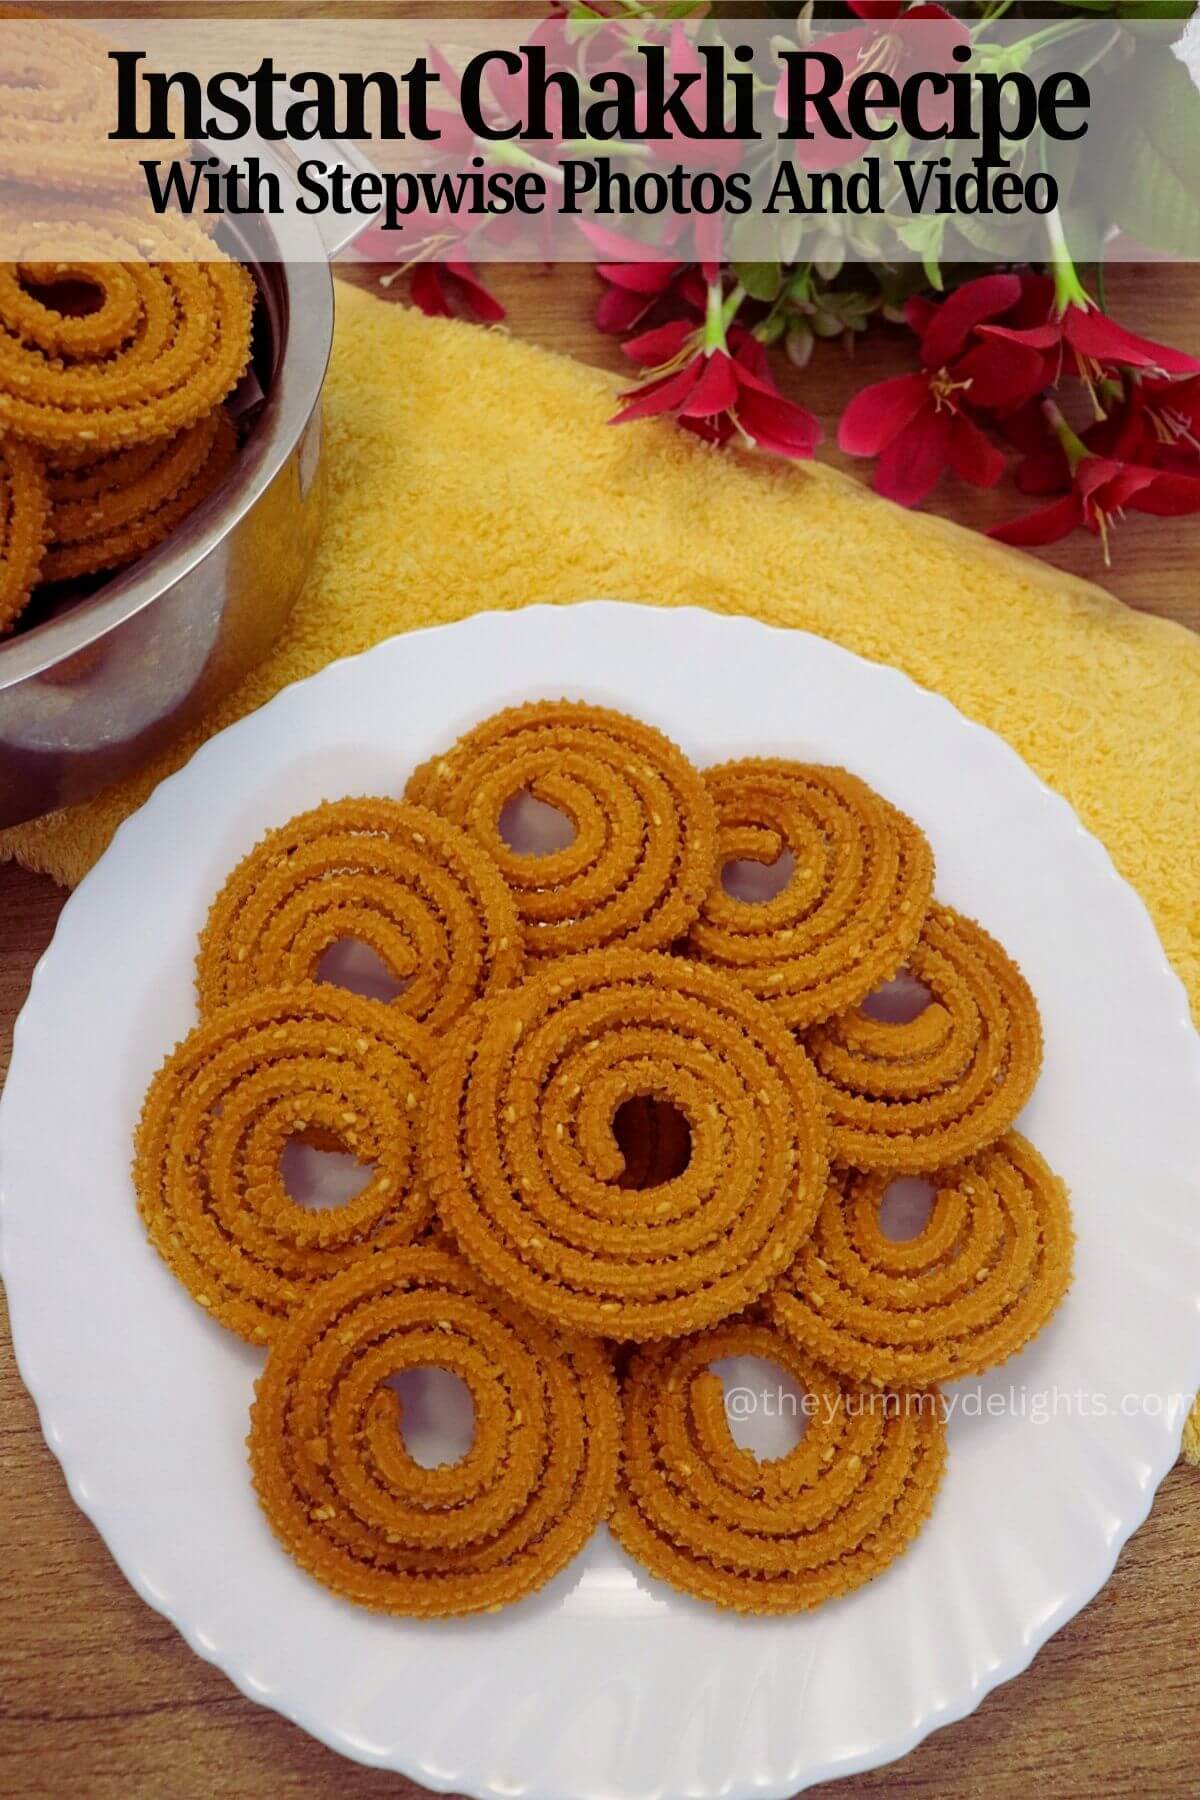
<box><xmin>0</xmin><ymin>208</ymin><xmax>335</xmax><ymax>830</ymax></box>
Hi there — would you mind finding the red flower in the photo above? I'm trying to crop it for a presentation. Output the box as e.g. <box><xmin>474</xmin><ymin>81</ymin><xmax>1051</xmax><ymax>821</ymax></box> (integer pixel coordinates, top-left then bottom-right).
<box><xmin>836</xmin><ymin>274</ymin><xmax>1043</xmax><ymax>505</ymax></box>
<box><xmin>594</xmin><ymin>263</ymin><xmax>680</xmax><ymax>335</ymax></box>
<box><xmin>577</xmin><ymin>222</ymin><xmax>689</xmax><ymax>334</ymax></box>
<box><xmin>1006</xmin><ymin>371</ymin><xmax>1200</xmax><ymax>498</ymax></box>
<box><xmin>358</xmin><ymin>193</ymin><xmax>505</xmax><ymax>325</ymax></box>
<box><xmin>1131</xmin><ymin>374</ymin><xmax>1200</xmax><ymax>471</ymax></box>
<box><xmin>408</xmin><ymin>261</ymin><xmax>505</xmax><ymax>325</ymax></box>
<box><xmin>990</xmin><ymin>453</ymin><xmax>1200</xmax><ymax>561</ymax></box>
<box><xmin>774</xmin><ymin>4</ymin><xmax>969</xmax><ymax>172</ymax></box>
<box><xmin>982</xmin><ymin>298</ymin><xmax>1200</xmax><ymax>389</ymax></box>
<box><xmin>612</xmin><ymin>317</ymin><xmax>820</xmax><ymax>460</ymax></box>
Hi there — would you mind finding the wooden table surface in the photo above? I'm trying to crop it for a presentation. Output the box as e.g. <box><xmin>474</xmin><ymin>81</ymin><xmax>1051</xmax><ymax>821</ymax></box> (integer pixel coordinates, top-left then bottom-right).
<box><xmin>2</xmin><ymin>261</ymin><xmax>1198</xmax><ymax>1800</ymax></box>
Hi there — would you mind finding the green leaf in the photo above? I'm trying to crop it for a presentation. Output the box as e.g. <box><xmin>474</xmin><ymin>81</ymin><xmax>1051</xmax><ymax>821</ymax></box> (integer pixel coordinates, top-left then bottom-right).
<box><xmin>949</xmin><ymin>211</ymin><xmax>1027</xmax><ymax>257</ymax></box>
<box><xmin>894</xmin><ymin>214</ymin><xmax>946</xmax><ymax>289</ymax></box>
<box><xmin>733</xmin><ymin>260</ymin><xmax>783</xmax><ymax>302</ymax></box>
<box><xmin>873</xmin><ymin>262</ymin><xmax>936</xmax><ymax>311</ymax></box>
<box><xmin>1114</xmin><ymin>1</ymin><xmax>1196</xmax><ymax>23</ymax></box>
<box><xmin>1109</xmin><ymin>48</ymin><xmax>1200</xmax><ymax>254</ymax></box>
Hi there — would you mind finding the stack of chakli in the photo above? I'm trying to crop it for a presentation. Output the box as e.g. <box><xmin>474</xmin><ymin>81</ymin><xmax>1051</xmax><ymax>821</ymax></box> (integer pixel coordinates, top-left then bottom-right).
<box><xmin>0</xmin><ymin>20</ymin><xmax>255</xmax><ymax>637</ymax></box>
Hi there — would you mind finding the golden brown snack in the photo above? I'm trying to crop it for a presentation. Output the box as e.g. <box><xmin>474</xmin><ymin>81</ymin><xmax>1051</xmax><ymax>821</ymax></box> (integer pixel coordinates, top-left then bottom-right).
<box><xmin>805</xmin><ymin>904</ymin><xmax>1042</xmax><ymax>1173</ymax></box>
<box><xmin>611</xmin><ymin>1318</ymin><xmax>946</xmax><ymax>1613</ymax></box>
<box><xmin>0</xmin><ymin>435</ymin><xmax>46</xmax><ymax>634</ymax></box>
<box><xmin>405</xmin><ymin>700</ymin><xmax>717</xmax><ymax>958</ymax></box>
<box><xmin>195</xmin><ymin>797</ymin><xmax>524</xmax><ymax>1033</ymax></box>
<box><xmin>248</xmin><ymin>1246</ymin><xmax>621</xmax><ymax>1616</ymax></box>
<box><xmin>0</xmin><ymin>223</ymin><xmax>254</xmax><ymax>452</ymax></box>
<box><xmin>687</xmin><ymin>759</ymin><xmax>933</xmax><ymax>1028</ymax></box>
<box><xmin>43</xmin><ymin>406</ymin><xmax>236</xmax><ymax>582</ymax></box>
<box><xmin>133</xmin><ymin>984</ymin><xmax>436</xmax><ymax>1343</ymax></box>
<box><xmin>0</xmin><ymin>22</ymin><xmax>176</xmax><ymax>197</ymax></box>
<box><xmin>771</xmin><ymin>1134</ymin><xmax>1073</xmax><ymax>1384</ymax></box>
<box><xmin>424</xmin><ymin>948</ymin><xmax>829</xmax><ymax>1340</ymax></box>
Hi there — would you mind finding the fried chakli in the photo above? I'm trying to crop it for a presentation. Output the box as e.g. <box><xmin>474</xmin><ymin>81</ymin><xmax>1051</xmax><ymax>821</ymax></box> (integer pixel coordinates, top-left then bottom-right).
<box><xmin>805</xmin><ymin>903</ymin><xmax>1043</xmax><ymax>1173</ymax></box>
<box><xmin>0</xmin><ymin>435</ymin><xmax>46</xmax><ymax>635</ymax></box>
<box><xmin>248</xmin><ymin>1246</ymin><xmax>621</xmax><ymax>1616</ymax></box>
<box><xmin>0</xmin><ymin>222</ymin><xmax>255</xmax><ymax>451</ymax></box>
<box><xmin>611</xmin><ymin>1319</ymin><xmax>946</xmax><ymax>1614</ymax></box>
<box><xmin>771</xmin><ymin>1133</ymin><xmax>1073</xmax><ymax>1384</ymax></box>
<box><xmin>425</xmin><ymin>948</ymin><xmax>830</xmax><ymax>1341</ymax></box>
<box><xmin>133</xmin><ymin>985</ymin><xmax>437</xmax><ymax>1343</ymax></box>
<box><xmin>43</xmin><ymin>406</ymin><xmax>236</xmax><ymax>582</ymax></box>
<box><xmin>0</xmin><ymin>22</ymin><xmax>175</xmax><ymax>197</ymax></box>
<box><xmin>196</xmin><ymin>797</ymin><xmax>524</xmax><ymax>1032</ymax></box>
<box><xmin>405</xmin><ymin>701</ymin><xmax>717</xmax><ymax>958</ymax></box>
<box><xmin>688</xmin><ymin>760</ymin><xmax>934</xmax><ymax>1028</ymax></box>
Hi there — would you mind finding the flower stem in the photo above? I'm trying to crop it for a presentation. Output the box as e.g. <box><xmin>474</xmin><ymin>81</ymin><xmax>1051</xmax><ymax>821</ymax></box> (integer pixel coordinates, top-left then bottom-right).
<box><xmin>1043</xmin><ymin>208</ymin><xmax>1091</xmax><ymax>316</ymax></box>
<box><xmin>703</xmin><ymin>278</ymin><xmax>728</xmax><ymax>353</ymax></box>
<box><xmin>1008</xmin><ymin>20</ymin><xmax>1089</xmax><ymax>60</ymax></box>
<box><xmin>1043</xmin><ymin>397</ymin><xmax>1089</xmax><ymax>471</ymax></box>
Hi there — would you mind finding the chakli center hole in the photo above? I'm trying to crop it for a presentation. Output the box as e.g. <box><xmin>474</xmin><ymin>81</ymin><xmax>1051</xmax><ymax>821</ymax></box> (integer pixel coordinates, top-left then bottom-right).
<box><xmin>386</xmin><ymin>1367</ymin><xmax>476</xmax><ymax>1469</ymax></box>
<box><xmin>498</xmin><ymin>789</ymin><xmax>576</xmax><ymax>856</ymax></box>
<box><xmin>720</xmin><ymin>847</ymin><xmax>796</xmax><ymax>904</ymax></box>
<box><xmin>878</xmin><ymin>1176</ymin><xmax>936</xmax><ymax>1242</ymax></box>
<box><xmin>280</xmin><ymin>1137</ymin><xmax>374</xmax><ymax>1211</ymax></box>
<box><xmin>315</xmin><ymin>938</ymin><xmax>411</xmax><ymax>1004</ymax></box>
<box><xmin>21</xmin><ymin>274</ymin><xmax>105</xmax><ymax>317</ymax></box>
<box><xmin>709</xmin><ymin>1355</ymin><xmax>808</xmax><ymax>1460</ymax></box>
<box><xmin>613</xmin><ymin>1096</ymin><xmax>693</xmax><ymax>1190</ymax></box>
<box><xmin>861</xmin><ymin>969</ymin><xmax>933</xmax><ymax>1024</ymax></box>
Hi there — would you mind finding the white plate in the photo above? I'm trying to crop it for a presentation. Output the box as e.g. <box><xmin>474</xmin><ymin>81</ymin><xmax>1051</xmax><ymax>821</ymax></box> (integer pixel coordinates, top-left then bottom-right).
<box><xmin>3</xmin><ymin>603</ymin><xmax>1200</xmax><ymax>1799</ymax></box>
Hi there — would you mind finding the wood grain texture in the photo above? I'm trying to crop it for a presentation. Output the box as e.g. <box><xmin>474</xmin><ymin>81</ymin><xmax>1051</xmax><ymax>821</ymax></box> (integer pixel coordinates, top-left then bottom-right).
<box><xmin>2</xmin><ymin>262</ymin><xmax>1198</xmax><ymax>1799</ymax></box>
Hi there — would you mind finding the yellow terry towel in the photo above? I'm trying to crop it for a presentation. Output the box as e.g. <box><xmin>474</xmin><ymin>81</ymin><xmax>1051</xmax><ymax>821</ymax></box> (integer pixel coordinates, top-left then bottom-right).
<box><xmin>3</xmin><ymin>280</ymin><xmax>1200</xmax><ymax>1457</ymax></box>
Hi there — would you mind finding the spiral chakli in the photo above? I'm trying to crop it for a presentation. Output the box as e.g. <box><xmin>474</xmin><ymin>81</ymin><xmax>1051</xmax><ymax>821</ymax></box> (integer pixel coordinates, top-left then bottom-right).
<box><xmin>0</xmin><ymin>218</ymin><xmax>255</xmax><ymax>452</ymax></box>
<box><xmin>0</xmin><ymin>22</ymin><xmax>177</xmax><ymax>197</ymax></box>
<box><xmin>0</xmin><ymin>435</ymin><xmax>47</xmax><ymax>635</ymax></box>
<box><xmin>195</xmin><ymin>797</ymin><xmax>524</xmax><ymax>1032</ymax></box>
<box><xmin>44</xmin><ymin>406</ymin><xmax>236</xmax><ymax>582</ymax></box>
<box><xmin>134</xmin><ymin>985</ymin><xmax>438</xmax><ymax>1343</ymax></box>
<box><xmin>425</xmin><ymin>948</ymin><xmax>830</xmax><ymax>1341</ymax></box>
<box><xmin>687</xmin><ymin>760</ymin><xmax>934</xmax><ymax>1029</ymax></box>
<box><xmin>805</xmin><ymin>904</ymin><xmax>1043</xmax><ymax>1174</ymax></box>
<box><xmin>248</xmin><ymin>1246</ymin><xmax>621</xmax><ymax>1616</ymax></box>
<box><xmin>611</xmin><ymin>1319</ymin><xmax>947</xmax><ymax>1613</ymax></box>
<box><xmin>770</xmin><ymin>1134</ymin><xmax>1073</xmax><ymax>1384</ymax></box>
<box><xmin>405</xmin><ymin>701</ymin><xmax>718</xmax><ymax>959</ymax></box>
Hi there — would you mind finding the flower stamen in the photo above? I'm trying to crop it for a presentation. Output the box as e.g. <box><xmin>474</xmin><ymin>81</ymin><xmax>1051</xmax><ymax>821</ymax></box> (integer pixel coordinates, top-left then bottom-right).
<box><xmin>858</xmin><ymin>33</ymin><xmax>903</xmax><ymax>81</ymax></box>
<box><xmin>929</xmin><ymin>368</ymin><xmax>972</xmax><ymax>414</ymax></box>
